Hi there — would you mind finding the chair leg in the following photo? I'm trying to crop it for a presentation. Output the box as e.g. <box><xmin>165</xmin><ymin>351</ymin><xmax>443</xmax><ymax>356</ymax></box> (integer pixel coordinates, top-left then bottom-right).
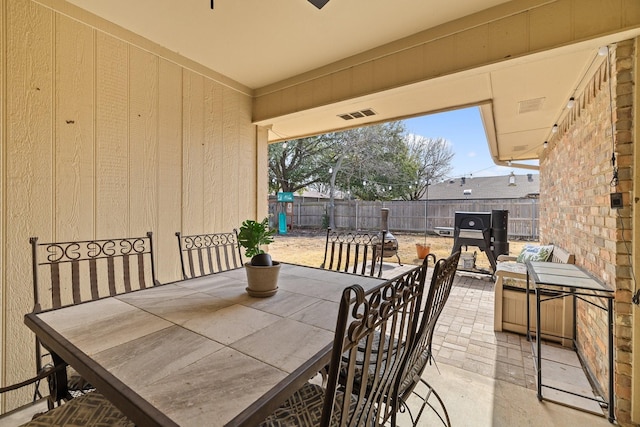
<box><xmin>397</xmin><ymin>399</ymin><xmax>416</xmax><ymax>425</ymax></box>
<box><xmin>404</xmin><ymin>378</ymin><xmax>451</xmax><ymax>427</ymax></box>
<box><xmin>395</xmin><ymin>253</ymin><xmax>403</xmax><ymax>266</ymax></box>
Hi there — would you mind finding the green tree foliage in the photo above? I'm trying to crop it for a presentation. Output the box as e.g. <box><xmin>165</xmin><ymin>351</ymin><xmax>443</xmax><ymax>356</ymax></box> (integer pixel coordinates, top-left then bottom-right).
<box><xmin>267</xmin><ymin>121</ymin><xmax>454</xmax><ymax>211</ymax></box>
<box><xmin>314</xmin><ymin>122</ymin><xmax>409</xmax><ymax>227</ymax></box>
<box><xmin>329</xmin><ymin>122</ymin><xmax>411</xmax><ymax>201</ymax></box>
<box><xmin>268</xmin><ymin>135</ymin><xmax>335</xmax><ymax>194</ymax></box>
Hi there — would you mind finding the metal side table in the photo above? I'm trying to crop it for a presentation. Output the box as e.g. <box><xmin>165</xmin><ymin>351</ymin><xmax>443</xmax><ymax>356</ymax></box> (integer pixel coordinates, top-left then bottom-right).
<box><xmin>525</xmin><ymin>261</ymin><xmax>614</xmax><ymax>423</ymax></box>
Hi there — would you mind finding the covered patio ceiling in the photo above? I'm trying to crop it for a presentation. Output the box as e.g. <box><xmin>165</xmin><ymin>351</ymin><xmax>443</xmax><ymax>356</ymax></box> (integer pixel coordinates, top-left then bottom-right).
<box><xmin>60</xmin><ymin>0</ymin><xmax>640</xmax><ymax>168</ymax></box>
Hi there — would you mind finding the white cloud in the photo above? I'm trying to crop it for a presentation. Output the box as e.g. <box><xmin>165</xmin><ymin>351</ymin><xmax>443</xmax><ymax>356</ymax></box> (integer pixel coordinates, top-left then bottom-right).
<box><xmin>467</xmin><ymin>151</ymin><xmax>477</xmax><ymax>158</ymax></box>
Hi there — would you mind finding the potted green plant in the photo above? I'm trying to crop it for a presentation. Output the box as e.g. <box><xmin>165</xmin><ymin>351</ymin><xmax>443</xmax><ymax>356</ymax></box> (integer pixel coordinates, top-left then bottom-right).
<box><xmin>238</xmin><ymin>218</ymin><xmax>280</xmax><ymax>297</ymax></box>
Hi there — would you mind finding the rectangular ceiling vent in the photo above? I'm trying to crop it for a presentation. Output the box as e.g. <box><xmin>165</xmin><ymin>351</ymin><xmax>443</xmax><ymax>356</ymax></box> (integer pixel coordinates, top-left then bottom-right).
<box><xmin>518</xmin><ymin>97</ymin><xmax>545</xmax><ymax>114</ymax></box>
<box><xmin>338</xmin><ymin>108</ymin><xmax>377</xmax><ymax>120</ymax></box>
<box><xmin>512</xmin><ymin>144</ymin><xmax>528</xmax><ymax>152</ymax></box>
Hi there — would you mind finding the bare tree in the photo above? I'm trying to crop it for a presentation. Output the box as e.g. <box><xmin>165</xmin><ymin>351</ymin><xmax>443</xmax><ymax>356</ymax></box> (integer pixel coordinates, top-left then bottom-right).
<box><xmin>402</xmin><ymin>135</ymin><xmax>454</xmax><ymax>200</ymax></box>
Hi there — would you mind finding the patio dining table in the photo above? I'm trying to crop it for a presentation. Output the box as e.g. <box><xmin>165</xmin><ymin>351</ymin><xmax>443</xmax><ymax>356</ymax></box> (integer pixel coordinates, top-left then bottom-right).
<box><xmin>24</xmin><ymin>263</ymin><xmax>386</xmax><ymax>426</ymax></box>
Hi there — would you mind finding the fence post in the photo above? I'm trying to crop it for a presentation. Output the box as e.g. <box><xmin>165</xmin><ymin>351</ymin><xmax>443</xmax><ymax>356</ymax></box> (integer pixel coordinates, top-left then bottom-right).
<box><xmin>531</xmin><ymin>198</ymin><xmax>535</xmax><ymax>240</ymax></box>
<box><xmin>424</xmin><ymin>198</ymin><xmax>428</xmax><ymax>233</ymax></box>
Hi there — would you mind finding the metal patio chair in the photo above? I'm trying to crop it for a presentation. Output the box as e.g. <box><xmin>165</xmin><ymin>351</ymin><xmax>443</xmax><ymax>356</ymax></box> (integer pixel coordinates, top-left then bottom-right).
<box><xmin>260</xmin><ymin>264</ymin><xmax>426</xmax><ymax>426</ymax></box>
<box><xmin>175</xmin><ymin>230</ymin><xmax>243</xmax><ymax>279</ymax></box>
<box><xmin>0</xmin><ymin>369</ymin><xmax>133</xmax><ymax>426</ymax></box>
<box><xmin>397</xmin><ymin>250</ymin><xmax>461</xmax><ymax>426</ymax></box>
<box><xmin>29</xmin><ymin>232</ymin><xmax>159</xmax><ymax>407</ymax></box>
<box><xmin>13</xmin><ymin>390</ymin><xmax>133</xmax><ymax>426</ymax></box>
<box><xmin>320</xmin><ymin>227</ymin><xmax>384</xmax><ymax>277</ymax></box>
<box><xmin>0</xmin><ymin>362</ymin><xmax>65</xmax><ymax>421</ymax></box>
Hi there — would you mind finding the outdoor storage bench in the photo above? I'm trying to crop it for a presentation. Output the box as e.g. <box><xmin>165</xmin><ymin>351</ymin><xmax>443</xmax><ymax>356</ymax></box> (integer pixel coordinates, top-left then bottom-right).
<box><xmin>493</xmin><ymin>244</ymin><xmax>575</xmax><ymax>345</ymax></box>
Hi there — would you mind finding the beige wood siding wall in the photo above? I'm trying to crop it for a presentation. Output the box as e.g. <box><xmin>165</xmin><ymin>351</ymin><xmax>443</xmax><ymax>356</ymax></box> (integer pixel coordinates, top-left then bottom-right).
<box><xmin>0</xmin><ymin>0</ymin><xmax>262</xmax><ymax>411</ymax></box>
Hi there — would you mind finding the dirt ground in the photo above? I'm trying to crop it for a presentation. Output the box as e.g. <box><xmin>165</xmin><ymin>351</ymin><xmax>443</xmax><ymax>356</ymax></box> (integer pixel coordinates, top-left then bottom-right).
<box><xmin>267</xmin><ymin>229</ymin><xmax>531</xmax><ymax>271</ymax></box>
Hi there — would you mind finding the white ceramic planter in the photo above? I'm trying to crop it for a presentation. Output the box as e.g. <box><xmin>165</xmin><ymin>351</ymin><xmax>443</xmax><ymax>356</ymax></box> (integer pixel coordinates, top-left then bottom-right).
<box><xmin>244</xmin><ymin>261</ymin><xmax>280</xmax><ymax>297</ymax></box>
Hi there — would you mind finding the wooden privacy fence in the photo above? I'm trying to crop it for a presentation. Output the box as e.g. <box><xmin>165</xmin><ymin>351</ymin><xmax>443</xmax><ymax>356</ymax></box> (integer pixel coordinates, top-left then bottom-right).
<box><xmin>269</xmin><ymin>198</ymin><xmax>539</xmax><ymax>239</ymax></box>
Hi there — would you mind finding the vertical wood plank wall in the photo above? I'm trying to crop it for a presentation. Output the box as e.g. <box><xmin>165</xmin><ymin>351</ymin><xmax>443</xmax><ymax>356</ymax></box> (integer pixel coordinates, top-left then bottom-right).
<box><xmin>0</xmin><ymin>0</ymin><xmax>261</xmax><ymax>410</ymax></box>
<box><xmin>0</xmin><ymin>0</ymin><xmax>5</xmax><ymax>394</ymax></box>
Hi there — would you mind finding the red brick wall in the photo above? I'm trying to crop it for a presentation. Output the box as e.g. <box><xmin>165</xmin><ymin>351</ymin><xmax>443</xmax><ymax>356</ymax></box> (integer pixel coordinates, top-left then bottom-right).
<box><xmin>539</xmin><ymin>40</ymin><xmax>635</xmax><ymax>425</ymax></box>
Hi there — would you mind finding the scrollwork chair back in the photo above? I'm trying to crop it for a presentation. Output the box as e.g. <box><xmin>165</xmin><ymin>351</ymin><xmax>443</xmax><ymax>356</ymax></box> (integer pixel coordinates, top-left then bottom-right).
<box><xmin>175</xmin><ymin>230</ymin><xmax>243</xmax><ymax>279</ymax></box>
<box><xmin>260</xmin><ymin>264</ymin><xmax>426</xmax><ymax>427</ymax></box>
<box><xmin>320</xmin><ymin>227</ymin><xmax>383</xmax><ymax>277</ymax></box>
<box><xmin>30</xmin><ymin>232</ymin><xmax>158</xmax><ymax>311</ymax></box>
<box><xmin>28</xmin><ymin>232</ymin><xmax>158</xmax><ymax>406</ymax></box>
<box><xmin>395</xmin><ymin>251</ymin><xmax>461</xmax><ymax>426</ymax></box>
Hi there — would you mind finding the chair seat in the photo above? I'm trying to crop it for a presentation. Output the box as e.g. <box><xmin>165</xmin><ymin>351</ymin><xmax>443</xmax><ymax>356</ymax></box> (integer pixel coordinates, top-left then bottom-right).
<box><xmin>67</xmin><ymin>367</ymin><xmax>94</xmax><ymax>396</ymax></box>
<box><xmin>354</xmin><ymin>331</ymin><xmax>396</xmax><ymax>365</ymax></box>
<box><xmin>260</xmin><ymin>383</ymin><xmax>354</xmax><ymax>427</ymax></box>
<box><xmin>343</xmin><ymin>338</ymin><xmax>430</xmax><ymax>402</ymax></box>
<box><xmin>400</xmin><ymin>350</ymin><xmax>430</xmax><ymax>394</ymax></box>
<box><xmin>19</xmin><ymin>391</ymin><xmax>133</xmax><ymax>427</ymax></box>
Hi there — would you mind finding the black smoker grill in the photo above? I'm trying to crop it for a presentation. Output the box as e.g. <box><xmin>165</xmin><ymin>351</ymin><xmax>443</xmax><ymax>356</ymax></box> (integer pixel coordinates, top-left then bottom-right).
<box><xmin>451</xmin><ymin>210</ymin><xmax>509</xmax><ymax>272</ymax></box>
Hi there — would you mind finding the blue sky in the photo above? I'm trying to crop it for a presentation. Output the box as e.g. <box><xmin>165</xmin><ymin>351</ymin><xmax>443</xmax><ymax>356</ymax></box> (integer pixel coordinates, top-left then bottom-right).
<box><xmin>403</xmin><ymin>106</ymin><xmax>538</xmax><ymax>179</ymax></box>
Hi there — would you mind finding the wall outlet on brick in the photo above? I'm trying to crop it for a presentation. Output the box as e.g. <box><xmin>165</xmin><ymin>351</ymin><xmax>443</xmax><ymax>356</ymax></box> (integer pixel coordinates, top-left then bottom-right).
<box><xmin>610</xmin><ymin>192</ymin><xmax>623</xmax><ymax>209</ymax></box>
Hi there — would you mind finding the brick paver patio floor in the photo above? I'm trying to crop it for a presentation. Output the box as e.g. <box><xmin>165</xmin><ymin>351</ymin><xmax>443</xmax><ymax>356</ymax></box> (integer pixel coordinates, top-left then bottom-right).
<box><xmin>432</xmin><ymin>272</ymin><xmax>536</xmax><ymax>391</ymax></box>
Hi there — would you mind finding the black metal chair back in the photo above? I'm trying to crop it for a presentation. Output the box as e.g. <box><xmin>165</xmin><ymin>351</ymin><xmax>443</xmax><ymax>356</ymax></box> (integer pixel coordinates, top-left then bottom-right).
<box><xmin>396</xmin><ymin>251</ymin><xmax>460</xmax><ymax>426</ymax></box>
<box><xmin>320</xmin><ymin>227</ymin><xmax>384</xmax><ymax>277</ymax></box>
<box><xmin>30</xmin><ymin>232</ymin><xmax>158</xmax><ymax>312</ymax></box>
<box><xmin>324</xmin><ymin>266</ymin><xmax>426</xmax><ymax>426</ymax></box>
<box><xmin>260</xmin><ymin>263</ymin><xmax>427</xmax><ymax>427</ymax></box>
<box><xmin>175</xmin><ymin>230</ymin><xmax>243</xmax><ymax>279</ymax></box>
<box><xmin>29</xmin><ymin>232</ymin><xmax>158</xmax><ymax>406</ymax></box>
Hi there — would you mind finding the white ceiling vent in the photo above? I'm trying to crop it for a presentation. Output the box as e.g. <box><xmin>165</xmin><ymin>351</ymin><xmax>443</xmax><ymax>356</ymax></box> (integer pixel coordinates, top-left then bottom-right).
<box><xmin>518</xmin><ymin>97</ymin><xmax>545</xmax><ymax>114</ymax></box>
<box><xmin>338</xmin><ymin>108</ymin><xmax>377</xmax><ymax>120</ymax></box>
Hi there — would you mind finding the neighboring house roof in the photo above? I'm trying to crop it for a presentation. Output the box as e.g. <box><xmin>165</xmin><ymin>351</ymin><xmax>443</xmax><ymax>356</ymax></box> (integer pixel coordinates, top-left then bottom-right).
<box><xmin>271</xmin><ymin>174</ymin><xmax>539</xmax><ymax>201</ymax></box>
<box><xmin>296</xmin><ymin>189</ymin><xmax>330</xmax><ymax>199</ymax></box>
<box><xmin>425</xmin><ymin>173</ymin><xmax>539</xmax><ymax>200</ymax></box>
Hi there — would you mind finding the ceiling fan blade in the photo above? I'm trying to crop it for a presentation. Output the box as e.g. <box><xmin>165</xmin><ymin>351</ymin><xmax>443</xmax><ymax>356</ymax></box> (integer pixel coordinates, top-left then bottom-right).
<box><xmin>308</xmin><ymin>0</ymin><xmax>330</xmax><ymax>9</ymax></box>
